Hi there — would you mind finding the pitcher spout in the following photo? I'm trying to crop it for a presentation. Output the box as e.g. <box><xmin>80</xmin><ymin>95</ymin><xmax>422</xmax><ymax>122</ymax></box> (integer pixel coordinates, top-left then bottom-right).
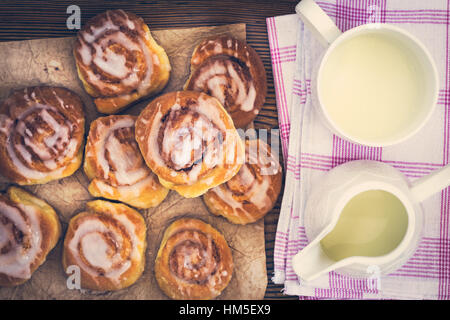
<box><xmin>292</xmin><ymin>241</ymin><xmax>347</xmax><ymax>282</ymax></box>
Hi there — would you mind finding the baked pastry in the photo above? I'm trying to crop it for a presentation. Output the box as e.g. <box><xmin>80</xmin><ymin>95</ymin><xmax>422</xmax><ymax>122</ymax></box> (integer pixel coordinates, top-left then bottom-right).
<box><xmin>203</xmin><ymin>138</ymin><xmax>282</xmax><ymax>224</ymax></box>
<box><xmin>74</xmin><ymin>9</ymin><xmax>171</xmax><ymax>114</ymax></box>
<box><xmin>155</xmin><ymin>218</ymin><xmax>233</xmax><ymax>300</ymax></box>
<box><xmin>84</xmin><ymin>115</ymin><xmax>168</xmax><ymax>208</ymax></box>
<box><xmin>62</xmin><ymin>200</ymin><xmax>146</xmax><ymax>291</ymax></box>
<box><xmin>135</xmin><ymin>91</ymin><xmax>245</xmax><ymax>198</ymax></box>
<box><xmin>0</xmin><ymin>86</ymin><xmax>85</xmax><ymax>185</ymax></box>
<box><xmin>0</xmin><ymin>186</ymin><xmax>61</xmax><ymax>287</ymax></box>
<box><xmin>184</xmin><ymin>35</ymin><xmax>267</xmax><ymax>128</ymax></box>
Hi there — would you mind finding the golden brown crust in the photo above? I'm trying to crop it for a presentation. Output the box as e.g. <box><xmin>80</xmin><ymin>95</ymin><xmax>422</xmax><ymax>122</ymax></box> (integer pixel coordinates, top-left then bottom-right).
<box><xmin>203</xmin><ymin>139</ymin><xmax>282</xmax><ymax>224</ymax></box>
<box><xmin>74</xmin><ymin>9</ymin><xmax>171</xmax><ymax>114</ymax></box>
<box><xmin>0</xmin><ymin>86</ymin><xmax>85</xmax><ymax>185</ymax></box>
<box><xmin>84</xmin><ymin>115</ymin><xmax>168</xmax><ymax>208</ymax></box>
<box><xmin>184</xmin><ymin>35</ymin><xmax>267</xmax><ymax>128</ymax></box>
<box><xmin>155</xmin><ymin>218</ymin><xmax>233</xmax><ymax>300</ymax></box>
<box><xmin>135</xmin><ymin>91</ymin><xmax>245</xmax><ymax>198</ymax></box>
<box><xmin>62</xmin><ymin>200</ymin><xmax>147</xmax><ymax>291</ymax></box>
<box><xmin>0</xmin><ymin>186</ymin><xmax>61</xmax><ymax>287</ymax></box>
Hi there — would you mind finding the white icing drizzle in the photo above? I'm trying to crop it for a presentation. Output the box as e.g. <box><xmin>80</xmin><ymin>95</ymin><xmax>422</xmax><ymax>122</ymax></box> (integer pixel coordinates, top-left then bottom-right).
<box><xmin>168</xmin><ymin>228</ymin><xmax>228</xmax><ymax>297</ymax></box>
<box><xmin>90</xmin><ymin>117</ymin><xmax>152</xmax><ymax>193</ymax></box>
<box><xmin>226</xmin><ymin>63</ymin><xmax>256</xmax><ymax>112</ymax></box>
<box><xmin>192</xmin><ymin>59</ymin><xmax>257</xmax><ymax>112</ymax></box>
<box><xmin>147</xmin><ymin>96</ymin><xmax>234</xmax><ymax>184</ymax></box>
<box><xmin>81</xmin><ymin>233</ymin><xmax>113</xmax><ymax>269</ymax></box>
<box><xmin>0</xmin><ymin>201</ymin><xmax>42</xmax><ymax>280</ymax></box>
<box><xmin>214</xmin><ymin>42</ymin><xmax>223</xmax><ymax>54</ymax></box>
<box><xmin>68</xmin><ymin>208</ymin><xmax>142</xmax><ymax>284</ymax></box>
<box><xmin>92</xmin><ymin>180</ymin><xmax>115</xmax><ymax>196</ymax></box>
<box><xmin>77</xmin><ymin>9</ymin><xmax>154</xmax><ymax>96</ymax></box>
<box><xmin>3</xmin><ymin>103</ymin><xmax>79</xmax><ymax>180</ymax></box>
<box><xmin>93</xmin><ymin>47</ymin><xmax>128</xmax><ymax>78</ymax></box>
<box><xmin>207</xmin><ymin>140</ymin><xmax>280</xmax><ymax>221</ymax></box>
<box><xmin>147</xmin><ymin>108</ymin><xmax>164</xmax><ymax>168</ymax></box>
<box><xmin>78</xmin><ymin>43</ymin><xmax>92</xmax><ymax>65</ymax></box>
<box><xmin>0</xmin><ymin>115</ymin><xmax>13</xmax><ymax>135</ymax></box>
<box><xmin>161</xmin><ymin>108</ymin><xmax>221</xmax><ymax>182</ymax></box>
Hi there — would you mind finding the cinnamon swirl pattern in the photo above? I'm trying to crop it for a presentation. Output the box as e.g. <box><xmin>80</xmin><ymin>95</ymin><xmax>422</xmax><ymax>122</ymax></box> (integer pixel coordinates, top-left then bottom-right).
<box><xmin>62</xmin><ymin>200</ymin><xmax>147</xmax><ymax>291</ymax></box>
<box><xmin>184</xmin><ymin>36</ymin><xmax>267</xmax><ymax>128</ymax></box>
<box><xmin>155</xmin><ymin>218</ymin><xmax>233</xmax><ymax>300</ymax></box>
<box><xmin>0</xmin><ymin>186</ymin><xmax>61</xmax><ymax>287</ymax></box>
<box><xmin>203</xmin><ymin>139</ymin><xmax>282</xmax><ymax>225</ymax></box>
<box><xmin>0</xmin><ymin>86</ymin><xmax>85</xmax><ymax>185</ymax></box>
<box><xmin>135</xmin><ymin>91</ymin><xmax>245</xmax><ymax>198</ymax></box>
<box><xmin>74</xmin><ymin>9</ymin><xmax>171</xmax><ymax>114</ymax></box>
<box><xmin>84</xmin><ymin>115</ymin><xmax>168</xmax><ymax>209</ymax></box>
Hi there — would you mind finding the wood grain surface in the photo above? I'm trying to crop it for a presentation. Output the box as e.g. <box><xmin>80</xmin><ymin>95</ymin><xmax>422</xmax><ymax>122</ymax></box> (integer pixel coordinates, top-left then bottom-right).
<box><xmin>0</xmin><ymin>0</ymin><xmax>299</xmax><ymax>300</ymax></box>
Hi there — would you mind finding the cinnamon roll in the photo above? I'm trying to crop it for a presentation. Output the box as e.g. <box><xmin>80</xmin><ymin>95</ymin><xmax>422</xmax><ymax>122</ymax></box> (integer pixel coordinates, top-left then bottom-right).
<box><xmin>62</xmin><ymin>200</ymin><xmax>147</xmax><ymax>291</ymax></box>
<box><xmin>0</xmin><ymin>186</ymin><xmax>61</xmax><ymax>287</ymax></box>
<box><xmin>84</xmin><ymin>115</ymin><xmax>168</xmax><ymax>209</ymax></box>
<box><xmin>0</xmin><ymin>86</ymin><xmax>85</xmax><ymax>185</ymax></box>
<box><xmin>203</xmin><ymin>139</ymin><xmax>282</xmax><ymax>224</ymax></box>
<box><xmin>135</xmin><ymin>91</ymin><xmax>245</xmax><ymax>198</ymax></box>
<box><xmin>155</xmin><ymin>218</ymin><xmax>233</xmax><ymax>300</ymax></box>
<box><xmin>74</xmin><ymin>9</ymin><xmax>171</xmax><ymax>114</ymax></box>
<box><xmin>184</xmin><ymin>36</ymin><xmax>267</xmax><ymax>128</ymax></box>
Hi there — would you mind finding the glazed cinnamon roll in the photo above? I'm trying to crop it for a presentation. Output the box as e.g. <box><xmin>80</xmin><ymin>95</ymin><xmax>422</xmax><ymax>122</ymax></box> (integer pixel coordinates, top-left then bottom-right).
<box><xmin>184</xmin><ymin>36</ymin><xmax>267</xmax><ymax>128</ymax></box>
<box><xmin>135</xmin><ymin>91</ymin><xmax>245</xmax><ymax>198</ymax></box>
<box><xmin>0</xmin><ymin>86</ymin><xmax>85</xmax><ymax>185</ymax></box>
<box><xmin>74</xmin><ymin>9</ymin><xmax>171</xmax><ymax>114</ymax></box>
<box><xmin>84</xmin><ymin>115</ymin><xmax>168</xmax><ymax>209</ymax></box>
<box><xmin>155</xmin><ymin>218</ymin><xmax>233</xmax><ymax>300</ymax></box>
<box><xmin>0</xmin><ymin>186</ymin><xmax>61</xmax><ymax>287</ymax></box>
<box><xmin>62</xmin><ymin>200</ymin><xmax>146</xmax><ymax>291</ymax></box>
<box><xmin>203</xmin><ymin>139</ymin><xmax>282</xmax><ymax>224</ymax></box>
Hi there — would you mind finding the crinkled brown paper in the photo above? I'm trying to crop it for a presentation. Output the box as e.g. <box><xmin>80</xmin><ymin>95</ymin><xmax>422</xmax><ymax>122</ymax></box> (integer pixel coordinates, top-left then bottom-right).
<box><xmin>0</xmin><ymin>23</ymin><xmax>267</xmax><ymax>300</ymax></box>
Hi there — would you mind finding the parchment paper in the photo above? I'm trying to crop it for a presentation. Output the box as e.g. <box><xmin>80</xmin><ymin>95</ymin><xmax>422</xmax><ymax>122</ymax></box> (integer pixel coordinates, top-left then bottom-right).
<box><xmin>0</xmin><ymin>23</ymin><xmax>267</xmax><ymax>300</ymax></box>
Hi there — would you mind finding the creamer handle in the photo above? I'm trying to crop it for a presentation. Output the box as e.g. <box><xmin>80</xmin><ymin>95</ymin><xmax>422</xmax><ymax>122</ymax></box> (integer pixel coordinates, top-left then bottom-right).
<box><xmin>411</xmin><ymin>164</ymin><xmax>450</xmax><ymax>203</ymax></box>
<box><xmin>295</xmin><ymin>0</ymin><xmax>342</xmax><ymax>46</ymax></box>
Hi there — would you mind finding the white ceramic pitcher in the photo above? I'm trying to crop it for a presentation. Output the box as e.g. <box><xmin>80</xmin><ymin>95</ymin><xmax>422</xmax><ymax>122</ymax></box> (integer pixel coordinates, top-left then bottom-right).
<box><xmin>292</xmin><ymin>160</ymin><xmax>450</xmax><ymax>281</ymax></box>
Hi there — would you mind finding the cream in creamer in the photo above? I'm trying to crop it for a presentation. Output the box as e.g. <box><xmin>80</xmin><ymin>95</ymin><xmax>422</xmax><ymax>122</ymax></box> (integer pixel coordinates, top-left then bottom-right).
<box><xmin>319</xmin><ymin>32</ymin><xmax>426</xmax><ymax>143</ymax></box>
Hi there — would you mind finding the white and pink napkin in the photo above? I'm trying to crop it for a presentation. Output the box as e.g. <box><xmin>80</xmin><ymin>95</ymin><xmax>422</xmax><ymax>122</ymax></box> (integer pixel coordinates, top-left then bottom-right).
<box><xmin>267</xmin><ymin>0</ymin><xmax>450</xmax><ymax>299</ymax></box>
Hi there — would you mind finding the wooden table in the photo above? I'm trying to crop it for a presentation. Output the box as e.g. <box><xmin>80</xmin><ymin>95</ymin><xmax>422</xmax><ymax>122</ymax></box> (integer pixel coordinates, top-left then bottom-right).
<box><xmin>0</xmin><ymin>0</ymin><xmax>299</xmax><ymax>300</ymax></box>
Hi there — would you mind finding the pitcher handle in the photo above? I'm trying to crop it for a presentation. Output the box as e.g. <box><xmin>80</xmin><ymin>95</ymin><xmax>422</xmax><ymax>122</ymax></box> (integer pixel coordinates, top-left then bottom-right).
<box><xmin>410</xmin><ymin>164</ymin><xmax>450</xmax><ymax>203</ymax></box>
<box><xmin>295</xmin><ymin>0</ymin><xmax>342</xmax><ymax>46</ymax></box>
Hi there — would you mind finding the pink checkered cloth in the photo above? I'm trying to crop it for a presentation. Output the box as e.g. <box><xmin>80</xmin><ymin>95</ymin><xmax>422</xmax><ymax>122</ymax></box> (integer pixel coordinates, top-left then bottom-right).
<box><xmin>268</xmin><ymin>0</ymin><xmax>450</xmax><ymax>299</ymax></box>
